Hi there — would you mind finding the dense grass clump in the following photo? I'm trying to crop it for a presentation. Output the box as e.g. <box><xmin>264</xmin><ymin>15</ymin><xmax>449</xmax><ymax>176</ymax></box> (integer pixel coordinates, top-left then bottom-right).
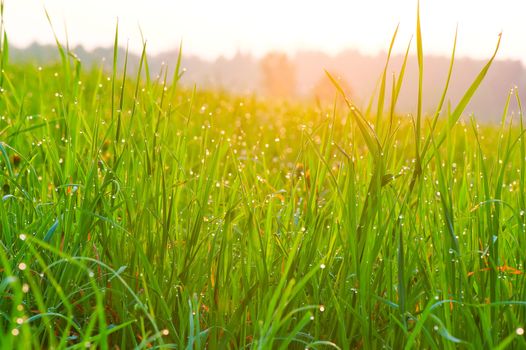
<box><xmin>1</xmin><ymin>7</ymin><xmax>526</xmax><ymax>350</ymax></box>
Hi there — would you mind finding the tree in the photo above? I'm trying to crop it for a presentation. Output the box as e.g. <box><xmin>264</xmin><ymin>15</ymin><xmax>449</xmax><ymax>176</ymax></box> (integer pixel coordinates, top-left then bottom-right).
<box><xmin>260</xmin><ymin>52</ymin><xmax>296</xmax><ymax>98</ymax></box>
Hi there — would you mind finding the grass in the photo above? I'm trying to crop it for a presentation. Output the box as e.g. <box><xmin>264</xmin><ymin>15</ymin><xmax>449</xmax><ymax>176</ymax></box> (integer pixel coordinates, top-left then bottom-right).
<box><xmin>1</xmin><ymin>3</ymin><xmax>526</xmax><ymax>349</ymax></box>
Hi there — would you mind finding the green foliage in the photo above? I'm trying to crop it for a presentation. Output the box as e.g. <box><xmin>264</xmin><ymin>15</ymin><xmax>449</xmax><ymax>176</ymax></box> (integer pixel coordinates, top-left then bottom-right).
<box><xmin>0</xmin><ymin>6</ymin><xmax>525</xmax><ymax>350</ymax></box>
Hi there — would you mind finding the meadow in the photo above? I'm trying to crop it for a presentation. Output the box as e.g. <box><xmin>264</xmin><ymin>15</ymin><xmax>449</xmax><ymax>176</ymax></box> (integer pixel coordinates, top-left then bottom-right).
<box><xmin>1</xmin><ymin>7</ymin><xmax>526</xmax><ymax>350</ymax></box>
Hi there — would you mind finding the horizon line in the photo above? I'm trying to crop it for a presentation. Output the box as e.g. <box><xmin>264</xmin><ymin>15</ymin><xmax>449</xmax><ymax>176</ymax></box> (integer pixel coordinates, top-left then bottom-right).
<box><xmin>10</xmin><ymin>40</ymin><xmax>526</xmax><ymax>66</ymax></box>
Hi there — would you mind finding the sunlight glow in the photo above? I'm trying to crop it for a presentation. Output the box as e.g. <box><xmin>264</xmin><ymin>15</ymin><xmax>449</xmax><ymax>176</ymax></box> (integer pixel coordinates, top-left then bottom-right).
<box><xmin>4</xmin><ymin>0</ymin><xmax>525</xmax><ymax>62</ymax></box>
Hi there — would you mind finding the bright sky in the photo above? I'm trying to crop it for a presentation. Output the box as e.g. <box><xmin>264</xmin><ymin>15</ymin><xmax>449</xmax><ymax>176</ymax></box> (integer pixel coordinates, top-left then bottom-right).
<box><xmin>4</xmin><ymin>0</ymin><xmax>525</xmax><ymax>62</ymax></box>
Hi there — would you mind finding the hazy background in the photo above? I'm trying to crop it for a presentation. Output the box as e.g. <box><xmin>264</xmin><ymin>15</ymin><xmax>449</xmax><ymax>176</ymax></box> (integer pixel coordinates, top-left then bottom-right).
<box><xmin>4</xmin><ymin>0</ymin><xmax>526</xmax><ymax>120</ymax></box>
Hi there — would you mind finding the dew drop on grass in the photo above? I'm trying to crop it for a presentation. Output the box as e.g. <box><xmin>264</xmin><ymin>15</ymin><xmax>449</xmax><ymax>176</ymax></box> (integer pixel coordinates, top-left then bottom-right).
<box><xmin>320</xmin><ymin>264</ymin><xmax>326</xmax><ymax>270</ymax></box>
<box><xmin>319</xmin><ymin>305</ymin><xmax>325</xmax><ymax>312</ymax></box>
<box><xmin>517</xmin><ymin>327</ymin><xmax>524</xmax><ymax>336</ymax></box>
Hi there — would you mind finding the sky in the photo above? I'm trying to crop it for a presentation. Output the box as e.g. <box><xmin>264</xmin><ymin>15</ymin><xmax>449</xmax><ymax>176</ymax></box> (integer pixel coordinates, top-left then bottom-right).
<box><xmin>3</xmin><ymin>0</ymin><xmax>526</xmax><ymax>62</ymax></box>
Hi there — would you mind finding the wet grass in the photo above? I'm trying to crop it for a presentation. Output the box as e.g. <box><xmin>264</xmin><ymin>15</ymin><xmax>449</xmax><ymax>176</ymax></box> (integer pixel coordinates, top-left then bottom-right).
<box><xmin>1</xmin><ymin>4</ymin><xmax>526</xmax><ymax>350</ymax></box>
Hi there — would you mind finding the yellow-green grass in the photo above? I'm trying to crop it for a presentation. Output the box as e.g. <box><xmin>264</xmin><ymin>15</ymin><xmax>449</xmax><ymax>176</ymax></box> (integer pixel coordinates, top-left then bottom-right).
<box><xmin>1</xmin><ymin>4</ymin><xmax>526</xmax><ymax>350</ymax></box>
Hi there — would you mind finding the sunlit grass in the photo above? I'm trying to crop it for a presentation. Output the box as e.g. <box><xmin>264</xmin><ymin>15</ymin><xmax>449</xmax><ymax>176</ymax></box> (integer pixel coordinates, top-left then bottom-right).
<box><xmin>1</xmin><ymin>3</ymin><xmax>526</xmax><ymax>349</ymax></box>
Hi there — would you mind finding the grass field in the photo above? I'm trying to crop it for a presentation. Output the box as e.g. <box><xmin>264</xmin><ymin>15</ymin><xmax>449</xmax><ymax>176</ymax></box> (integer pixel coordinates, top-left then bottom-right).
<box><xmin>1</xmin><ymin>6</ymin><xmax>526</xmax><ymax>350</ymax></box>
